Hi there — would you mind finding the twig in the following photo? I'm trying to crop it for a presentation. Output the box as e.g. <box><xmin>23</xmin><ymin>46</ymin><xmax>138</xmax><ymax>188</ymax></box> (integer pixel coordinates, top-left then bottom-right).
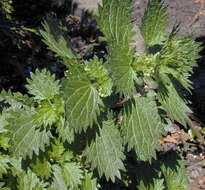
<box><xmin>186</xmin><ymin>0</ymin><xmax>205</xmax><ymax>28</ymax></box>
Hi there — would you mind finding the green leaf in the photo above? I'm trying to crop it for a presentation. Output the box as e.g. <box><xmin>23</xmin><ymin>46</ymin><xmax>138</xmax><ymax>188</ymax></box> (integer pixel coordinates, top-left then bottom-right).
<box><xmin>82</xmin><ymin>172</ymin><xmax>100</xmax><ymax>190</ymax></box>
<box><xmin>107</xmin><ymin>46</ymin><xmax>137</xmax><ymax>97</ymax></box>
<box><xmin>50</xmin><ymin>163</ymin><xmax>83</xmax><ymax>190</ymax></box>
<box><xmin>9</xmin><ymin>157</ymin><xmax>23</xmax><ymax>176</ymax></box>
<box><xmin>6</xmin><ymin>109</ymin><xmax>52</xmax><ymax>159</ymax></box>
<box><xmin>63</xmin><ymin>78</ymin><xmax>103</xmax><ymax>133</ymax></box>
<box><xmin>34</xmin><ymin>101</ymin><xmax>58</xmax><ymax>127</ymax></box>
<box><xmin>40</xmin><ymin>16</ymin><xmax>75</xmax><ymax>59</ymax></box>
<box><xmin>50</xmin><ymin>165</ymin><xmax>67</xmax><ymax>190</ymax></box>
<box><xmin>122</xmin><ymin>97</ymin><xmax>164</xmax><ymax>161</ymax></box>
<box><xmin>30</xmin><ymin>156</ymin><xmax>52</xmax><ymax>180</ymax></box>
<box><xmin>158</xmin><ymin>35</ymin><xmax>202</xmax><ymax>91</ymax></box>
<box><xmin>56</xmin><ymin>116</ymin><xmax>75</xmax><ymax>144</ymax></box>
<box><xmin>140</xmin><ymin>0</ymin><xmax>168</xmax><ymax>47</ymax></box>
<box><xmin>132</xmin><ymin>54</ymin><xmax>157</xmax><ymax>78</ymax></box>
<box><xmin>155</xmin><ymin>34</ymin><xmax>201</xmax><ymax>128</ymax></box>
<box><xmin>26</xmin><ymin>69</ymin><xmax>60</xmax><ymax>101</ymax></box>
<box><xmin>83</xmin><ymin>119</ymin><xmax>125</xmax><ymax>182</ymax></box>
<box><xmin>188</xmin><ymin>129</ymin><xmax>196</xmax><ymax>140</ymax></box>
<box><xmin>0</xmin><ymin>133</ymin><xmax>10</xmax><ymax>150</ymax></box>
<box><xmin>84</xmin><ymin>56</ymin><xmax>113</xmax><ymax>98</ymax></box>
<box><xmin>0</xmin><ymin>110</ymin><xmax>9</xmax><ymax>133</ymax></box>
<box><xmin>202</xmin><ymin>127</ymin><xmax>205</xmax><ymax>136</ymax></box>
<box><xmin>17</xmin><ymin>169</ymin><xmax>47</xmax><ymax>190</ymax></box>
<box><xmin>135</xmin><ymin>161</ymin><xmax>165</xmax><ymax>190</ymax></box>
<box><xmin>62</xmin><ymin>162</ymin><xmax>83</xmax><ymax>189</ymax></box>
<box><xmin>49</xmin><ymin>140</ymin><xmax>75</xmax><ymax>164</ymax></box>
<box><xmin>137</xmin><ymin>177</ymin><xmax>165</xmax><ymax>190</ymax></box>
<box><xmin>0</xmin><ymin>110</ymin><xmax>10</xmax><ymax>150</ymax></box>
<box><xmin>62</xmin><ymin>151</ymin><xmax>74</xmax><ymax>163</ymax></box>
<box><xmin>96</xmin><ymin>0</ymin><xmax>135</xmax><ymax>47</ymax></box>
<box><xmin>161</xmin><ymin>160</ymin><xmax>188</xmax><ymax>190</ymax></box>
<box><xmin>34</xmin><ymin>96</ymin><xmax>64</xmax><ymax>127</ymax></box>
<box><xmin>97</xmin><ymin>0</ymin><xmax>137</xmax><ymax>97</ymax></box>
<box><xmin>0</xmin><ymin>89</ymin><xmax>34</xmax><ymax>109</ymax></box>
<box><xmin>158</xmin><ymin>79</ymin><xmax>191</xmax><ymax>127</ymax></box>
<box><xmin>0</xmin><ymin>182</ymin><xmax>11</xmax><ymax>190</ymax></box>
<box><xmin>0</xmin><ymin>154</ymin><xmax>10</xmax><ymax>177</ymax></box>
<box><xmin>48</xmin><ymin>139</ymin><xmax>65</xmax><ymax>163</ymax></box>
<box><xmin>63</xmin><ymin>58</ymin><xmax>85</xmax><ymax>79</ymax></box>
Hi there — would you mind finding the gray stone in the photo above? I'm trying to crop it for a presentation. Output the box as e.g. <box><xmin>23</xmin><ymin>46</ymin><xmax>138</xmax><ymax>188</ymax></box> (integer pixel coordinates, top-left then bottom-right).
<box><xmin>72</xmin><ymin>0</ymin><xmax>102</xmax><ymax>17</ymax></box>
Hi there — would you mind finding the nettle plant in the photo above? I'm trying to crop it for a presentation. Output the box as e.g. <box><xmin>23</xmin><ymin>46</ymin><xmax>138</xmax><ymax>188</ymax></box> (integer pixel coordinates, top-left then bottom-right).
<box><xmin>0</xmin><ymin>0</ymin><xmax>202</xmax><ymax>189</ymax></box>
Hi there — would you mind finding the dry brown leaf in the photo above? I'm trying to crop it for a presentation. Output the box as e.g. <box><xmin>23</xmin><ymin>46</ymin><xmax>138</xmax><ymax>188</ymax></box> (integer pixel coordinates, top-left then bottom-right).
<box><xmin>159</xmin><ymin>135</ymin><xmax>178</xmax><ymax>144</ymax></box>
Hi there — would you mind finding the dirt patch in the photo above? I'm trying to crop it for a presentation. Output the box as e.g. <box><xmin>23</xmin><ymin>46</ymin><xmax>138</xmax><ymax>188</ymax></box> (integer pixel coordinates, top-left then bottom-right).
<box><xmin>71</xmin><ymin>0</ymin><xmax>205</xmax><ymax>37</ymax></box>
<box><xmin>133</xmin><ymin>0</ymin><xmax>205</xmax><ymax>37</ymax></box>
